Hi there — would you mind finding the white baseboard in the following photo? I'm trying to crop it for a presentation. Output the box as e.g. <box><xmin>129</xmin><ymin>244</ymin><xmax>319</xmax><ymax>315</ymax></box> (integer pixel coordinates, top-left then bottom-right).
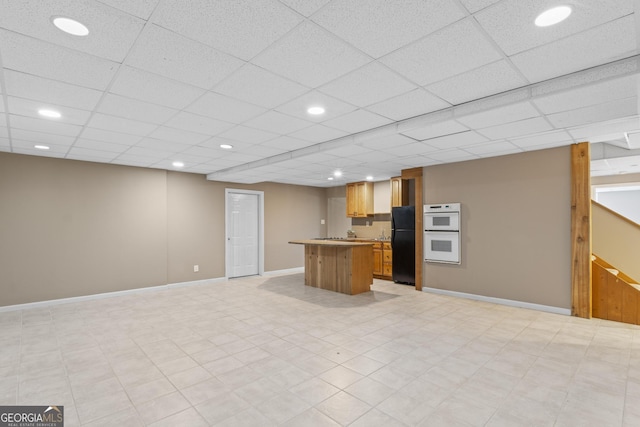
<box><xmin>421</xmin><ymin>286</ymin><xmax>572</xmax><ymax>316</ymax></box>
<box><xmin>262</xmin><ymin>267</ymin><xmax>304</xmax><ymax>276</ymax></box>
<box><xmin>0</xmin><ymin>276</ymin><xmax>227</xmax><ymax>313</ymax></box>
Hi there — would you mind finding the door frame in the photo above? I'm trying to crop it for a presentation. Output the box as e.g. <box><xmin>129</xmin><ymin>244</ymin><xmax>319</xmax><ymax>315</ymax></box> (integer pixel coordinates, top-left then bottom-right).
<box><xmin>225</xmin><ymin>188</ymin><xmax>265</xmax><ymax>279</ymax></box>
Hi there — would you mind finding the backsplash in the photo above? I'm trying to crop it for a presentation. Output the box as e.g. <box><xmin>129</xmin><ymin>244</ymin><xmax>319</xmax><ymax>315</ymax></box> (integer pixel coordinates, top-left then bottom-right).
<box><xmin>350</xmin><ymin>214</ymin><xmax>391</xmax><ymax>239</ymax></box>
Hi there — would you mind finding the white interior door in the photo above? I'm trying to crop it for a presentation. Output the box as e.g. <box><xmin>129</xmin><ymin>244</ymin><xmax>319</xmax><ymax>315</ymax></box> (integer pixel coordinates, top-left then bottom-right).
<box><xmin>226</xmin><ymin>190</ymin><xmax>263</xmax><ymax>278</ymax></box>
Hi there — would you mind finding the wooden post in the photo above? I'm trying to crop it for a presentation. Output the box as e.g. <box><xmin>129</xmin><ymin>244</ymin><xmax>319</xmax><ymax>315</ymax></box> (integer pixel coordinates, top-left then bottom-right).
<box><xmin>571</xmin><ymin>142</ymin><xmax>591</xmax><ymax>318</ymax></box>
<box><xmin>401</xmin><ymin>167</ymin><xmax>423</xmax><ymax>291</ymax></box>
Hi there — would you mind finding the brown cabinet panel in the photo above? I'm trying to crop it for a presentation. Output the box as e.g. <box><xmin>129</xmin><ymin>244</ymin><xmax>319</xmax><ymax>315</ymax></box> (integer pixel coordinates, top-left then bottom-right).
<box><xmin>346</xmin><ymin>181</ymin><xmax>373</xmax><ymax>217</ymax></box>
<box><xmin>373</xmin><ymin>248</ymin><xmax>382</xmax><ymax>276</ymax></box>
<box><xmin>390</xmin><ymin>177</ymin><xmax>408</xmax><ymax>207</ymax></box>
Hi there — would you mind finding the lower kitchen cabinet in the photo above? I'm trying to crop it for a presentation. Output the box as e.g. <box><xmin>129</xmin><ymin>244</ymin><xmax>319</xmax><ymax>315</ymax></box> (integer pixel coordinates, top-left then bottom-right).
<box><xmin>372</xmin><ymin>241</ymin><xmax>392</xmax><ymax>280</ymax></box>
<box><xmin>382</xmin><ymin>242</ymin><xmax>392</xmax><ymax>278</ymax></box>
<box><xmin>373</xmin><ymin>243</ymin><xmax>383</xmax><ymax>276</ymax></box>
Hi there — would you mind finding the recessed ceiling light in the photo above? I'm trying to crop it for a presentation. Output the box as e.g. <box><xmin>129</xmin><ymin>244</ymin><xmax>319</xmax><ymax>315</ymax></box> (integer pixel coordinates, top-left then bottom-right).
<box><xmin>366</xmin><ymin>175</ymin><xmax>373</xmax><ymax>181</ymax></box>
<box><xmin>535</xmin><ymin>6</ymin><xmax>572</xmax><ymax>27</ymax></box>
<box><xmin>307</xmin><ymin>106</ymin><xmax>325</xmax><ymax>115</ymax></box>
<box><xmin>172</xmin><ymin>161</ymin><xmax>184</xmax><ymax>168</ymax></box>
<box><xmin>327</xmin><ymin>177</ymin><xmax>334</xmax><ymax>181</ymax></box>
<box><xmin>333</xmin><ymin>170</ymin><xmax>342</xmax><ymax>177</ymax></box>
<box><xmin>34</xmin><ymin>145</ymin><xmax>50</xmax><ymax>150</ymax></box>
<box><xmin>220</xmin><ymin>144</ymin><xmax>233</xmax><ymax>149</ymax></box>
<box><xmin>38</xmin><ymin>109</ymin><xmax>61</xmax><ymax>119</ymax></box>
<box><xmin>52</xmin><ymin>16</ymin><xmax>89</xmax><ymax>36</ymax></box>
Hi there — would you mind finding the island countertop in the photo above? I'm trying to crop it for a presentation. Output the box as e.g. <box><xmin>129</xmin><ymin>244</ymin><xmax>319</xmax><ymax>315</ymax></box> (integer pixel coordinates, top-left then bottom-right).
<box><xmin>289</xmin><ymin>239</ymin><xmax>375</xmax><ymax>246</ymax></box>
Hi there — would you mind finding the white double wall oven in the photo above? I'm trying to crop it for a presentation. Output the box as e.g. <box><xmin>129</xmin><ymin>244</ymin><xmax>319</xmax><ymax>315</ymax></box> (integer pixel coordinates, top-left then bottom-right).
<box><xmin>424</xmin><ymin>203</ymin><xmax>461</xmax><ymax>264</ymax></box>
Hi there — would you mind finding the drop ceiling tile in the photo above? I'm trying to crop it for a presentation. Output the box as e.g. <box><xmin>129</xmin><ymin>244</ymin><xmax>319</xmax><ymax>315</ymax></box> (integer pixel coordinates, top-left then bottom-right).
<box><xmin>12</xmin><ymin>146</ymin><xmax>66</xmax><ymax>158</ymax></box>
<box><xmin>0</xmin><ymin>0</ymin><xmax>145</xmax><ymax>62</ymax></box>
<box><xmin>135</xmin><ymin>138</ymin><xmax>195</xmax><ymax>152</ymax></box>
<box><xmin>509</xmin><ymin>130</ymin><xmax>574</xmax><ymax>148</ymax></box>
<box><xmin>12</xmin><ymin>139</ymin><xmax>71</xmax><ymax>152</ymax></box>
<box><xmin>242</xmin><ymin>111</ymin><xmax>313</xmax><ymax>135</ymax></box>
<box><xmin>153</xmin><ymin>0</ymin><xmax>303</xmax><ymax>60</ymax></box>
<box><xmin>427</xmin><ymin>149</ymin><xmax>478</xmax><ymax>162</ymax></box>
<box><xmin>67</xmin><ymin>147</ymin><xmax>121</xmax><ymax>161</ymax></box>
<box><xmin>366</xmin><ymin>89</ymin><xmax>451</xmax><ymax>121</ymax></box>
<box><xmin>275</xmin><ymin>91</ymin><xmax>357</xmax><ymax>123</ymax></box>
<box><xmin>218</xmin><ymin>125</ymin><xmax>279</xmax><ymax>144</ymax></box>
<box><xmin>510</xmin><ymin>16</ymin><xmax>637</xmax><ymax>83</ymax></box>
<box><xmin>475</xmin><ymin>0</ymin><xmax>633</xmax><ymax>55</ymax></box>
<box><xmin>319</xmin><ymin>62</ymin><xmax>417</xmax><ymax>107</ymax></box>
<box><xmin>322</xmin><ymin>144</ymin><xmax>375</xmax><ymax>157</ymax></box>
<box><xmin>568</xmin><ymin>117</ymin><xmax>640</xmax><ymax>141</ymax></box>
<box><xmin>288</xmin><ymin>124</ymin><xmax>348</xmax><ymax>143</ymax></box>
<box><xmin>456</xmin><ymin>101</ymin><xmax>540</xmax><ymax>129</ymax></box>
<box><xmin>11</xmin><ymin>129</ymin><xmax>77</xmax><ymax>146</ymax></box>
<box><xmin>400</xmin><ymin>120</ymin><xmax>468</xmax><ymax>141</ymax></box>
<box><xmin>261</xmin><ymin>136</ymin><xmax>317</xmax><ymax>151</ymax></box>
<box><xmin>3</xmin><ymin>71</ymin><xmax>103</xmax><ymax>111</ymax></box>
<box><xmin>311</xmin><ymin>0</ymin><xmax>465</xmax><ymax>58</ymax></box>
<box><xmin>110</xmin><ymin>66</ymin><xmax>207</xmax><ymax>110</ymax></box>
<box><xmin>381</xmin><ymin>19</ymin><xmax>503</xmax><ymax>86</ymax></box>
<box><xmin>245</xmin><ymin>144</ymin><xmax>289</xmax><ymax>157</ymax></box>
<box><xmin>199</xmin><ymin>136</ymin><xmax>253</xmax><ymax>151</ymax></box>
<box><xmin>322</xmin><ymin>109</ymin><xmax>392</xmax><ymax>133</ymax></box>
<box><xmin>7</xmin><ymin>97</ymin><xmax>91</xmax><ymax>126</ymax></box>
<box><xmin>125</xmin><ymin>146</ymin><xmax>177</xmax><ymax>159</ymax></box>
<box><xmin>186</xmin><ymin>92</ymin><xmax>267</xmax><ymax>124</ymax></box>
<box><xmin>520</xmin><ymin>140</ymin><xmax>573</xmax><ymax>151</ymax></box>
<box><xmin>147</xmin><ymin>126</ymin><xmax>210</xmax><ymax>145</ymax></box>
<box><xmin>213</xmin><ymin>64</ymin><xmax>309</xmax><ymax>109</ymax></box>
<box><xmin>533</xmin><ymin>75</ymin><xmax>639</xmax><ymax>115</ymax></box>
<box><xmin>98</xmin><ymin>0</ymin><xmax>160</xmax><ymax>19</ymax></box>
<box><xmin>396</xmin><ymin>155</ymin><xmax>440</xmax><ymax>168</ymax></box>
<box><xmin>463</xmin><ymin>141</ymin><xmax>520</xmax><ymax>155</ymax></box>
<box><xmin>459</xmin><ymin>0</ymin><xmax>501</xmax><ymax>13</ymax></box>
<box><xmin>427</xmin><ymin>60</ymin><xmax>528</xmax><ymax>105</ymax></box>
<box><xmin>425</xmin><ymin>131</ymin><xmax>488</xmax><ymax>149</ymax></box>
<box><xmin>377</xmin><ymin>142</ymin><xmax>439</xmax><ymax>156</ymax></box>
<box><xmin>10</xmin><ymin>115</ymin><xmax>82</xmax><ymax>137</ymax></box>
<box><xmin>74</xmin><ymin>139</ymin><xmax>130</xmax><ymax>153</ymax></box>
<box><xmin>126</xmin><ymin>24</ymin><xmax>244</xmax><ymax>89</ymax></box>
<box><xmin>476</xmin><ymin>116</ymin><xmax>553</xmax><ymax>140</ymax></box>
<box><xmin>182</xmin><ymin>145</ymin><xmax>232</xmax><ymax>159</ymax></box>
<box><xmin>163</xmin><ymin>112</ymin><xmax>235</xmax><ymax>136</ymax></box>
<box><xmin>253</xmin><ymin>21</ymin><xmax>370</xmax><ymax>88</ymax></box>
<box><xmin>80</xmin><ymin>127</ymin><xmax>143</xmax><ymax>145</ymax></box>
<box><xmin>360</xmin><ymin>133</ymin><xmax>416</xmax><ymax>150</ymax></box>
<box><xmin>98</xmin><ymin>94</ymin><xmax>178</xmax><ymax>125</ymax></box>
<box><xmin>278</xmin><ymin>0</ymin><xmax>331</xmax><ymax>16</ymax></box>
<box><xmin>88</xmin><ymin>113</ymin><xmax>158</xmax><ymax>136</ymax></box>
<box><xmin>0</xmin><ymin>29</ymin><xmax>118</xmax><ymax>90</ymax></box>
<box><xmin>111</xmin><ymin>155</ymin><xmax>156</xmax><ymax>168</ymax></box>
<box><xmin>0</xmin><ymin>138</ymin><xmax>9</xmax><ymax>150</ymax></box>
<box><xmin>547</xmin><ymin>98</ymin><xmax>637</xmax><ymax>129</ymax></box>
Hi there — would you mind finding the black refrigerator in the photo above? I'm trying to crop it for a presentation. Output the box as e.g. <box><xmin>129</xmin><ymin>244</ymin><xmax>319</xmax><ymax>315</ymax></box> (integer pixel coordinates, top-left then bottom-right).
<box><xmin>391</xmin><ymin>206</ymin><xmax>415</xmax><ymax>285</ymax></box>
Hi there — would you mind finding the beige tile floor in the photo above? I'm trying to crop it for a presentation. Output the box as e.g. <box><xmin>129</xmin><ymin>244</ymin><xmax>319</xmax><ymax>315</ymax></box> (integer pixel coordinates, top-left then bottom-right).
<box><xmin>1</xmin><ymin>272</ymin><xmax>639</xmax><ymax>426</ymax></box>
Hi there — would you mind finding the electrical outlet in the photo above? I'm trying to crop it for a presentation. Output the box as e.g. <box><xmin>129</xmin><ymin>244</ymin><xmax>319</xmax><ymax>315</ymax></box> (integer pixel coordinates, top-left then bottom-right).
<box><xmin>193</xmin><ymin>265</ymin><xmax>199</xmax><ymax>272</ymax></box>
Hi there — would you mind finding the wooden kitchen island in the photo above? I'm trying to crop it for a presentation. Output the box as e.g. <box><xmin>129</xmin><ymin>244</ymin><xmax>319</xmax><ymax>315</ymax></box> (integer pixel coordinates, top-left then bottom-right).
<box><xmin>289</xmin><ymin>240</ymin><xmax>374</xmax><ymax>295</ymax></box>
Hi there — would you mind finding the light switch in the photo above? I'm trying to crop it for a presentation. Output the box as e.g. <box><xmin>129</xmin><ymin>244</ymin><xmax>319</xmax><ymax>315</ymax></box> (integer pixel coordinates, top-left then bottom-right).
<box><xmin>321</xmin><ymin>219</ymin><xmax>325</xmax><ymax>225</ymax></box>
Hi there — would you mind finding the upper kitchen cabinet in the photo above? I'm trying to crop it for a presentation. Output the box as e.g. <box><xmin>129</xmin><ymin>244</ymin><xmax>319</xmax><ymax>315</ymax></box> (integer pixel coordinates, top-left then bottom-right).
<box><xmin>391</xmin><ymin>176</ymin><xmax>409</xmax><ymax>207</ymax></box>
<box><xmin>346</xmin><ymin>181</ymin><xmax>374</xmax><ymax>217</ymax></box>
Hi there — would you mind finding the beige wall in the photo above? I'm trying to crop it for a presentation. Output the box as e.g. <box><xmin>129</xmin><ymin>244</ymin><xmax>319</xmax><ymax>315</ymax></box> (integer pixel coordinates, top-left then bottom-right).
<box><xmin>423</xmin><ymin>147</ymin><xmax>572</xmax><ymax>309</ymax></box>
<box><xmin>0</xmin><ymin>153</ymin><xmax>168</xmax><ymax>306</ymax></box>
<box><xmin>0</xmin><ymin>153</ymin><xmax>327</xmax><ymax>306</ymax></box>
<box><xmin>592</xmin><ymin>201</ymin><xmax>640</xmax><ymax>283</ymax></box>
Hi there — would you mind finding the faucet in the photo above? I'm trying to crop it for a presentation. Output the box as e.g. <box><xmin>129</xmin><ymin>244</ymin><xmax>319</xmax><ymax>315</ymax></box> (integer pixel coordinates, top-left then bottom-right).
<box><xmin>380</xmin><ymin>229</ymin><xmax>386</xmax><ymax>240</ymax></box>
